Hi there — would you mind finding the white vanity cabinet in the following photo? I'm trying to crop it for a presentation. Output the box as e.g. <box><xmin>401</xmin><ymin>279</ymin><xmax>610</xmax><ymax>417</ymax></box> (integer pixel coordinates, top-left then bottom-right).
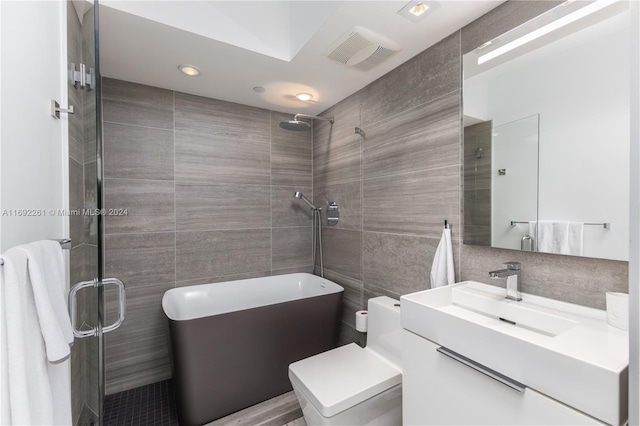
<box><xmin>400</xmin><ymin>282</ymin><xmax>628</xmax><ymax>426</ymax></box>
<box><xmin>402</xmin><ymin>330</ymin><xmax>602</xmax><ymax>425</ymax></box>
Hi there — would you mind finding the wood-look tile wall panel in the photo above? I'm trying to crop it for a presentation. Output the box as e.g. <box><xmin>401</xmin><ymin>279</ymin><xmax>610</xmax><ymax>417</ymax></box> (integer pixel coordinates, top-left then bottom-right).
<box><xmin>313</xmin><ymin>96</ymin><xmax>362</xmax><ymax>188</ymax></box>
<box><xmin>313</xmin><ymin>182</ymin><xmax>362</xmax><ymax>231</ymax></box>
<box><xmin>104</xmin><ymin>232</ymin><xmax>176</xmax><ymax>288</ymax></box>
<box><xmin>359</xmin><ymin>32</ymin><xmax>461</xmax><ymax>127</ymax></box>
<box><xmin>363</xmin><ymin>165</ymin><xmax>460</xmax><ymax>237</ymax></box>
<box><xmin>175</xmin><ymin>132</ymin><xmax>271</xmax><ymax>185</ymax></box>
<box><xmin>103</xmin><ymin>122</ymin><xmax>174</xmax><ymax>181</ymax></box>
<box><xmin>319</xmin><ymin>228</ymin><xmax>363</xmax><ymax>281</ymax></box>
<box><xmin>272</xmin><ymin>227</ymin><xmax>313</xmax><ymax>270</ymax></box>
<box><xmin>363</xmin><ymin>93</ymin><xmax>460</xmax><ymax>179</ymax></box>
<box><xmin>175</xmin><ymin>229</ymin><xmax>272</xmax><ymax>282</ymax></box>
<box><xmin>271</xmin><ymin>186</ymin><xmax>313</xmax><ymax>227</ymax></box>
<box><xmin>176</xmin><ymin>183</ymin><xmax>271</xmax><ymax>231</ymax></box>
<box><xmin>102</xmin><ymin>79</ymin><xmax>174</xmax><ymax>129</ymax></box>
<box><xmin>102</xmin><ymin>78</ymin><xmax>312</xmax><ymax>393</ymax></box>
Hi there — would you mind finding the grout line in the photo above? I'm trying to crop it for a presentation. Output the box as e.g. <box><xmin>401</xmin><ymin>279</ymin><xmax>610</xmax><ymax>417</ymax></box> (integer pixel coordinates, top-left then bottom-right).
<box><xmin>103</xmin><ymin>227</ymin><xmax>278</xmax><ymax>237</ymax></box>
<box><xmin>361</xmin><ymin>88</ymin><xmax>462</xmax><ymax>130</ymax></box>
<box><xmin>311</xmin><ymin>118</ymin><xmax>315</xmax><ymax>270</ymax></box>
<box><xmin>457</xmin><ymin>30</ymin><xmax>463</xmax><ymax>282</ymax></box>
<box><xmin>103</xmin><ymin>177</ymin><xmax>175</xmax><ymax>183</ymax></box>
<box><xmin>102</xmin><ymin>120</ymin><xmax>173</xmax><ymax>133</ymax></box>
<box><xmin>173</xmin><ymin>90</ymin><xmax>177</xmax><ymax>290</ymax></box>
<box><xmin>362</xmin><ymin>163</ymin><xmax>459</xmax><ymax>183</ymax></box>
<box><xmin>269</xmin><ymin>110</ymin><xmax>273</xmax><ymax>275</ymax></box>
<box><xmin>362</xmin><ymin>229</ymin><xmax>444</xmax><ymax>240</ymax></box>
<box><xmin>359</xmin><ymin>101</ymin><xmax>365</xmax><ymax>309</ymax></box>
<box><xmin>174</xmin><ymin>181</ymin><xmax>271</xmax><ymax>189</ymax></box>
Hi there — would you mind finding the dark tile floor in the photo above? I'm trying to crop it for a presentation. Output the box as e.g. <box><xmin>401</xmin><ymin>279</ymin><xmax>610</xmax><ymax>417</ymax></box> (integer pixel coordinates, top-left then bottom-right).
<box><xmin>103</xmin><ymin>380</ymin><xmax>303</xmax><ymax>426</ymax></box>
<box><xmin>104</xmin><ymin>379</ymin><xmax>178</xmax><ymax>426</ymax></box>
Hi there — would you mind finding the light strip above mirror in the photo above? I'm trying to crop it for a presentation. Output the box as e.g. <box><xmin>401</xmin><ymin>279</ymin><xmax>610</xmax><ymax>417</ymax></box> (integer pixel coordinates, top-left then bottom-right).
<box><xmin>478</xmin><ymin>0</ymin><xmax>618</xmax><ymax>65</ymax></box>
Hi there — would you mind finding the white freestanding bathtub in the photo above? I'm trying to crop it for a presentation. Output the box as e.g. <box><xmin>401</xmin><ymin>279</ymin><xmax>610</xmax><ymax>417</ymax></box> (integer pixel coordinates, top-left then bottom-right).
<box><xmin>162</xmin><ymin>273</ymin><xmax>344</xmax><ymax>426</ymax></box>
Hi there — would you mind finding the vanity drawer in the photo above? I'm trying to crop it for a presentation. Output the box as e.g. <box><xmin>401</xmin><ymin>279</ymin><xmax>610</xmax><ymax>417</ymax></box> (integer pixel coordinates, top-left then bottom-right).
<box><xmin>402</xmin><ymin>330</ymin><xmax>603</xmax><ymax>425</ymax></box>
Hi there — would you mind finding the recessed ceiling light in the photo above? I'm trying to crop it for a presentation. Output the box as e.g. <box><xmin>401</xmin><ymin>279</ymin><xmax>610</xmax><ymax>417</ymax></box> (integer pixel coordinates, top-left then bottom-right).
<box><xmin>409</xmin><ymin>2</ymin><xmax>429</xmax><ymax>17</ymax></box>
<box><xmin>253</xmin><ymin>86</ymin><xmax>266</xmax><ymax>93</ymax></box>
<box><xmin>477</xmin><ymin>41</ymin><xmax>493</xmax><ymax>50</ymax></box>
<box><xmin>397</xmin><ymin>1</ymin><xmax>439</xmax><ymax>23</ymax></box>
<box><xmin>178</xmin><ymin>65</ymin><xmax>200</xmax><ymax>76</ymax></box>
<box><xmin>295</xmin><ymin>93</ymin><xmax>313</xmax><ymax>101</ymax></box>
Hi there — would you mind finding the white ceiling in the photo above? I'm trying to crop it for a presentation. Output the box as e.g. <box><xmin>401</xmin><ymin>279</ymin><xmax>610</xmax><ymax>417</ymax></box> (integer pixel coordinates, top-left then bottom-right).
<box><xmin>99</xmin><ymin>1</ymin><xmax>504</xmax><ymax>115</ymax></box>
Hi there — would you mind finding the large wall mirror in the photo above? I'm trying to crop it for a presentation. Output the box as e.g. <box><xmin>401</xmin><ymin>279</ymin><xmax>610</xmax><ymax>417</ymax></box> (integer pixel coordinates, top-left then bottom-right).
<box><xmin>463</xmin><ymin>0</ymin><xmax>630</xmax><ymax>262</ymax></box>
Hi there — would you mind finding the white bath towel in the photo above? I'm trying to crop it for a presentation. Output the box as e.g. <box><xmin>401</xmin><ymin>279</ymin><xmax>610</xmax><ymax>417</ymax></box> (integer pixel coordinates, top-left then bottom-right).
<box><xmin>430</xmin><ymin>228</ymin><xmax>455</xmax><ymax>288</ymax></box>
<box><xmin>534</xmin><ymin>220</ymin><xmax>584</xmax><ymax>256</ymax></box>
<box><xmin>0</xmin><ymin>241</ymin><xmax>73</xmax><ymax>425</ymax></box>
<box><xmin>21</xmin><ymin>241</ymin><xmax>73</xmax><ymax>362</ymax></box>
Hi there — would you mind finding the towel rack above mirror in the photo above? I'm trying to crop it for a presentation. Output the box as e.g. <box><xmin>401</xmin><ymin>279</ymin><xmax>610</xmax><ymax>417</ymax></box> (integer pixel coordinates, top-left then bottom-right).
<box><xmin>510</xmin><ymin>221</ymin><xmax>610</xmax><ymax>229</ymax></box>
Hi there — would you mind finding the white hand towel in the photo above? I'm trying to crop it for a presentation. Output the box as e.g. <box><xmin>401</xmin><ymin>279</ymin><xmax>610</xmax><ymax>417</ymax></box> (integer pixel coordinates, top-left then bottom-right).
<box><xmin>536</xmin><ymin>220</ymin><xmax>584</xmax><ymax>255</ymax></box>
<box><xmin>430</xmin><ymin>228</ymin><xmax>455</xmax><ymax>288</ymax></box>
<box><xmin>0</xmin><ymin>241</ymin><xmax>73</xmax><ymax>425</ymax></box>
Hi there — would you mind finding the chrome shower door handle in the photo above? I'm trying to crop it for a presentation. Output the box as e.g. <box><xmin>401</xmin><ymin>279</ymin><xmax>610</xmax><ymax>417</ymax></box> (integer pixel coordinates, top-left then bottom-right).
<box><xmin>68</xmin><ymin>277</ymin><xmax>126</xmax><ymax>338</ymax></box>
<box><xmin>102</xmin><ymin>278</ymin><xmax>126</xmax><ymax>334</ymax></box>
<box><xmin>69</xmin><ymin>278</ymin><xmax>98</xmax><ymax>338</ymax></box>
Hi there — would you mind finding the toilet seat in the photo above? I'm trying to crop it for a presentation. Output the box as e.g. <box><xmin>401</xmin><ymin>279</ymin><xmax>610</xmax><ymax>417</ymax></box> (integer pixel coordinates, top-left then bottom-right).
<box><xmin>288</xmin><ymin>343</ymin><xmax>402</xmax><ymax>418</ymax></box>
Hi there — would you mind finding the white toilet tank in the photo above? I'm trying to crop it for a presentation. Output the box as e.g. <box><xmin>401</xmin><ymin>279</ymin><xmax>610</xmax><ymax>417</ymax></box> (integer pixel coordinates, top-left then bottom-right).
<box><xmin>365</xmin><ymin>296</ymin><xmax>402</xmax><ymax>369</ymax></box>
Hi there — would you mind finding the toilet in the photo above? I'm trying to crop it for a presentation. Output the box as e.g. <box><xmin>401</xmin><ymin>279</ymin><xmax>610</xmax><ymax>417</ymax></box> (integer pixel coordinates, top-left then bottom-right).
<box><xmin>289</xmin><ymin>296</ymin><xmax>402</xmax><ymax>425</ymax></box>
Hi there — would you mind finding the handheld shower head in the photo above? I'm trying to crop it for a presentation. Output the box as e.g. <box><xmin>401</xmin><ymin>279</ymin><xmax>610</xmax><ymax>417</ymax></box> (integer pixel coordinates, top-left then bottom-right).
<box><xmin>293</xmin><ymin>191</ymin><xmax>317</xmax><ymax>210</ymax></box>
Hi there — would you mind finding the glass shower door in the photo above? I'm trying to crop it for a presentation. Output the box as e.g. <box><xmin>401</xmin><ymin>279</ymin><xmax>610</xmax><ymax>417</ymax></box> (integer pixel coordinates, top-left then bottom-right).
<box><xmin>68</xmin><ymin>2</ymin><xmax>124</xmax><ymax>425</ymax></box>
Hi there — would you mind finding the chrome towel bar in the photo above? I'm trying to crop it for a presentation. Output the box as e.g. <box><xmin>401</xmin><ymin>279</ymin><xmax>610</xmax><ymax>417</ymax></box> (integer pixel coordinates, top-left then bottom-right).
<box><xmin>510</xmin><ymin>221</ymin><xmax>610</xmax><ymax>229</ymax></box>
<box><xmin>0</xmin><ymin>238</ymin><xmax>72</xmax><ymax>265</ymax></box>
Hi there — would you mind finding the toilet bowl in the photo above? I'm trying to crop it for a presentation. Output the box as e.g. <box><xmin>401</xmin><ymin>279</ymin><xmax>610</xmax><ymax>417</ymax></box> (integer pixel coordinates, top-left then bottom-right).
<box><xmin>289</xmin><ymin>296</ymin><xmax>402</xmax><ymax>425</ymax></box>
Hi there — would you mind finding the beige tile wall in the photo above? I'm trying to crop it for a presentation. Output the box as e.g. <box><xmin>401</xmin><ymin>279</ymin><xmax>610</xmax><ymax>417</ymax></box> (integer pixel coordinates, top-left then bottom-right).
<box><xmin>101</xmin><ymin>79</ymin><xmax>313</xmax><ymax>394</ymax></box>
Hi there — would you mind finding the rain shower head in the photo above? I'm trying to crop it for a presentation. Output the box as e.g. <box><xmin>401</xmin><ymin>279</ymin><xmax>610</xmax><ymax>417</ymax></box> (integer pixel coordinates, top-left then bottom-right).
<box><xmin>279</xmin><ymin>114</ymin><xmax>335</xmax><ymax>131</ymax></box>
<box><xmin>280</xmin><ymin>120</ymin><xmax>311</xmax><ymax>131</ymax></box>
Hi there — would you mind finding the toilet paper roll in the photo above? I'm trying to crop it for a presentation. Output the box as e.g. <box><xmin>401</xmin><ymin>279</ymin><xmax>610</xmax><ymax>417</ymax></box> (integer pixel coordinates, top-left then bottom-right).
<box><xmin>355</xmin><ymin>310</ymin><xmax>368</xmax><ymax>332</ymax></box>
<box><xmin>606</xmin><ymin>292</ymin><xmax>629</xmax><ymax>331</ymax></box>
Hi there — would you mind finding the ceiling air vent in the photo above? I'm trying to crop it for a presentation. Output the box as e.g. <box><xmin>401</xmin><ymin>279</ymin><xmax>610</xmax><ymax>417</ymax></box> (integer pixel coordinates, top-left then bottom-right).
<box><xmin>325</xmin><ymin>26</ymin><xmax>401</xmax><ymax>72</ymax></box>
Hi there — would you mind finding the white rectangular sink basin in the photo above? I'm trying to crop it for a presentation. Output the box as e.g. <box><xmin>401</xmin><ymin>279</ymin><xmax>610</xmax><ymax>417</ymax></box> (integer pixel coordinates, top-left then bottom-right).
<box><xmin>401</xmin><ymin>281</ymin><xmax>629</xmax><ymax>425</ymax></box>
<box><xmin>450</xmin><ymin>283</ymin><xmax>579</xmax><ymax>336</ymax></box>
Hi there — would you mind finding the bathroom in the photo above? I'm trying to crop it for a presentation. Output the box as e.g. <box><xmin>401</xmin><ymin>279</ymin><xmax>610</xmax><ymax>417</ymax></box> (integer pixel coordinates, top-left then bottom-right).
<box><xmin>0</xmin><ymin>0</ymin><xmax>638</xmax><ymax>425</ymax></box>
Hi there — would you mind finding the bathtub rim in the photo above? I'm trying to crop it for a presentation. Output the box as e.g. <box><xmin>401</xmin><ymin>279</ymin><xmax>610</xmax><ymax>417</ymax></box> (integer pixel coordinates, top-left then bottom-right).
<box><xmin>162</xmin><ymin>272</ymin><xmax>344</xmax><ymax>321</ymax></box>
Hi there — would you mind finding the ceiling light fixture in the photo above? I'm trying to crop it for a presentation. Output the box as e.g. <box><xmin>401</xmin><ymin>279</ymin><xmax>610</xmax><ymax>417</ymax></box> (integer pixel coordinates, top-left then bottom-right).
<box><xmin>178</xmin><ymin>65</ymin><xmax>200</xmax><ymax>76</ymax></box>
<box><xmin>478</xmin><ymin>0</ymin><xmax>617</xmax><ymax>65</ymax></box>
<box><xmin>295</xmin><ymin>93</ymin><xmax>313</xmax><ymax>101</ymax></box>
<box><xmin>409</xmin><ymin>2</ymin><xmax>429</xmax><ymax>17</ymax></box>
<box><xmin>397</xmin><ymin>1</ymin><xmax>439</xmax><ymax>23</ymax></box>
<box><xmin>253</xmin><ymin>86</ymin><xmax>265</xmax><ymax>93</ymax></box>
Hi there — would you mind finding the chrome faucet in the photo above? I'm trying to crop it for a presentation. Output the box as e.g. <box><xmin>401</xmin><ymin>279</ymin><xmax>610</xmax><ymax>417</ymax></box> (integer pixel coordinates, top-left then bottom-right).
<box><xmin>488</xmin><ymin>262</ymin><xmax>522</xmax><ymax>301</ymax></box>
